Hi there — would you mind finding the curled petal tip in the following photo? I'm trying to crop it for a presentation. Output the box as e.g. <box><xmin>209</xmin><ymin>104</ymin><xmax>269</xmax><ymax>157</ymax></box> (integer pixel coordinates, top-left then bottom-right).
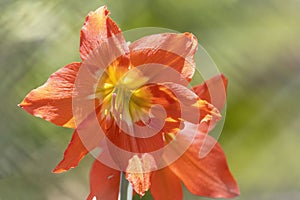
<box><xmin>52</xmin><ymin>168</ymin><xmax>67</xmax><ymax>174</ymax></box>
<box><xmin>227</xmin><ymin>183</ymin><xmax>240</xmax><ymax>198</ymax></box>
<box><xmin>184</xmin><ymin>32</ymin><xmax>197</xmax><ymax>40</ymax></box>
<box><xmin>183</xmin><ymin>32</ymin><xmax>198</xmax><ymax>46</ymax></box>
<box><xmin>95</xmin><ymin>5</ymin><xmax>109</xmax><ymax>16</ymax></box>
<box><xmin>232</xmin><ymin>189</ymin><xmax>240</xmax><ymax>197</ymax></box>
<box><xmin>18</xmin><ymin>101</ymin><xmax>28</xmax><ymax>108</ymax></box>
<box><xmin>52</xmin><ymin>164</ymin><xmax>74</xmax><ymax>174</ymax></box>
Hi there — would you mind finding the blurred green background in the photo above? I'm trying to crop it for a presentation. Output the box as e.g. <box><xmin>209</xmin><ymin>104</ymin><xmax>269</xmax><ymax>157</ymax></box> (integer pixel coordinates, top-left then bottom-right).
<box><xmin>1</xmin><ymin>0</ymin><xmax>300</xmax><ymax>199</ymax></box>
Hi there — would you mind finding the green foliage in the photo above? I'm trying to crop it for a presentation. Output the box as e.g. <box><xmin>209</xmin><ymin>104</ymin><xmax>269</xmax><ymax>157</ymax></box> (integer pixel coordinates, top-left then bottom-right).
<box><xmin>133</xmin><ymin>190</ymin><xmax>154</xmax><ymax>200</ymax></box>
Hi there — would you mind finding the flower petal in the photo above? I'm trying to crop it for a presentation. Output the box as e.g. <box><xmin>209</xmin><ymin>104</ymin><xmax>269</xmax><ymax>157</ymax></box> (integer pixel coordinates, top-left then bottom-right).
<box><xmin>52</xmin><ymin>130</ymin><xmax>88</xmax><ymax>173</ymax></box>
<box><xmin>192</xmin><ymin>75</ymin><xmax>227</xmax><ymax>133</ymax></box>
<box><xmin>53</xmin><ymin>110</ymin><xmax>104</xmax><ymax>173</ymax></box>
<box><xmin>19</xmin><ymin>62</ymin><xmax>81</xmax><ymax>128</ymax></box>
<box><xmin>166</xmin><ymin>132</ymin><xmax>240</xmax><ymax>198</ymax></box>
<box><xmin>97</xmin><ymin>117</ymin><xmax>165</xmax><ymax>172</ymax></box>
<box><xmin>129</xmin><ymin>32</ymin><xmax>197</xmax><ymax>82</ymax></box>
<box><xmin>80</xmin><ymin>6</ymin><xmax>127</xmax><ymax>61</ymax></box>
<box><xmin>105</xmin><ymin>121</ymin><xmax>165</xmax><ymax>154</ymax></box>
<box><xmin>126</xmin><ymin>154</ymin><xmax>157</xmax><ymax>196</ymax></box>
<box><xmin>146</xmin><ymin>83</ymin><xmax>221</xmax><ymax>132</ymax></box>
<box><xmin>87</xmin><ymin>160</ymin><xmax>120</xmax><ymax>200</ymax></box>
<box><xmin>192</xmin><ymin>74</ymin><xmax>228</xmax><ymax>111</ymax></box>
<box><xmin>143</xmin><ymin>83</ymin><xmax>182</xmax><ymax>134</ymax></box>
<box><xmin>151</xmin><ymin>167</ymin><xmax>183</xmax><ymax>200</ymax></box>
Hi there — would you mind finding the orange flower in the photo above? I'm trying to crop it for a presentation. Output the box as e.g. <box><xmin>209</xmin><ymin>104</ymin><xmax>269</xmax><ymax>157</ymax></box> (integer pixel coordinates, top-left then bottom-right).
<box><xmin>19</xmin><ymin>6</ymin><xmax>239</xmax><ymax>200</ymax></box>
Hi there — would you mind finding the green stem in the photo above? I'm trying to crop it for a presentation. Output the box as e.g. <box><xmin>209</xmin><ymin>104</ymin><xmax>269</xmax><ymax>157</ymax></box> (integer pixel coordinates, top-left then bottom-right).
<box><xmin>119</xmin><ymin>173</ymin><xmax>130</xmax><ymax>200</ymax></box>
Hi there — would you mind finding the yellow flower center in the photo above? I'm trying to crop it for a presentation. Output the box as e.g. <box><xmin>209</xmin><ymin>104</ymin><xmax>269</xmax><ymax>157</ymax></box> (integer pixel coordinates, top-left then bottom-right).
<box><xmin>96</xmin><ymin>63</ymin><xmax>152</xmax><ymax>126</ymax></box>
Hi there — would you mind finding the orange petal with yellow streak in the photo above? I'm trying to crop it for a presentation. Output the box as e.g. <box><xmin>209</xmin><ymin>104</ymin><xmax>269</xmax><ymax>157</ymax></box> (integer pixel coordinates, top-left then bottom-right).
<box><xmin>146</xmin><ymin>83</ymin><xmax>221</xmax><ymax>133</ymax></box>
<box><xmin>193</xmin><ymin>74</ymin><xmax>228</xmax><ymax>111</ymax></box>
<box><xmin>19</xmin><ymin>62</ymin><xmax>81</xmax><ymax>129</ymax></box>
<box><xmin>80</xmin><ymin>5</ymin><xmax>126</xmax><ymax>61</ymax></box>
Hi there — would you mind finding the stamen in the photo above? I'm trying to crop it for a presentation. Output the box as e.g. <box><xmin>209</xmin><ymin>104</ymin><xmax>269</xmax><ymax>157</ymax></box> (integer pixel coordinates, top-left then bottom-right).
<box><xmin>97</xmin><ymin>65</ymin><xmax>152</xmax><ymax>130</ymax></box>
<box><xmin>112</xmin><ymin>93</ymin><xmax>117</xmax><ymax>112</ymax></box>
